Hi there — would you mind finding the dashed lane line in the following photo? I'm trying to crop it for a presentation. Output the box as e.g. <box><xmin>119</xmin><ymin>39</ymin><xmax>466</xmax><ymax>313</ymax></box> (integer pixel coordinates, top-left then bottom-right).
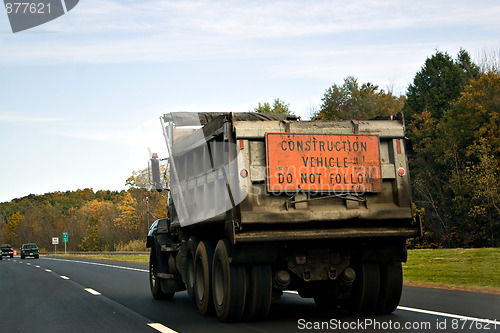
<box><xmin>84</xmin><ymin>288</ymin><xmax>101</xmax><ymax>295</ymax></box>
<box><xmin>9</xmin><ymin>257</ymin><xmax>178</xmax><ymax>332</ymax></box>
<box><xmin>42</xmin><ymin>258</ymin><xmax>178</xmax><ymax>333</ymax></box>
<box><xmin>148</xmin><ymin>323</ymin><xmax>178</xmax><ymax>333</ymax></box>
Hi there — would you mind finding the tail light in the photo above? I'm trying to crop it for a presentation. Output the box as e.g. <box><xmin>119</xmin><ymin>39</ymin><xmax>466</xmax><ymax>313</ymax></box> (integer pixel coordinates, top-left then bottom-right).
<box><xmin>330</xmin><ymin>252</ymin><xmax>341</xmax><ymax>265</ymax></box>
<box><xmin>295</xmin><ymin>253</ymin><xmax>307</xmax><ymax>265</ymax></box>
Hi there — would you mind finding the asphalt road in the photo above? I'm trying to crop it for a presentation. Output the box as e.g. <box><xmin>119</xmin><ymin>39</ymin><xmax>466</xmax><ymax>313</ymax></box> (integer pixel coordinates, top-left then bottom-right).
<box><xmin>1</xmin><ymin>256</ymin><xmax>499</xmax><ymax>333</ymax></box>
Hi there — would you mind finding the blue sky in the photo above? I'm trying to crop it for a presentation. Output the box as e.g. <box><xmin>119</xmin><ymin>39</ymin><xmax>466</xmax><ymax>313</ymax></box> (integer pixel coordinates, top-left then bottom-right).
<box><xmin>0</xmin><ymin>0</ymin><xmax>499</xmax><ymax>203</ymax></box>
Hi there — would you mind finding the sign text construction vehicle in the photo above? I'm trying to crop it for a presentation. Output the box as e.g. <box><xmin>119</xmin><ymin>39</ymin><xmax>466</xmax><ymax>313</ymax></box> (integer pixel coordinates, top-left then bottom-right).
<box><xmin>146</xmin><ymin>112</ymin><xmax>420</xmax><ymax>322</ymax></box>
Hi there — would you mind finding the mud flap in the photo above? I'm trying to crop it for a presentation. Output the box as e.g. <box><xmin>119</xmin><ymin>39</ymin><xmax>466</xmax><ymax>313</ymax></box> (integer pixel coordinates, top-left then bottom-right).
<box><xmin>160</xmin><ymin>277</ymin><xmax>185</xmax><ymax>294</ymax></box>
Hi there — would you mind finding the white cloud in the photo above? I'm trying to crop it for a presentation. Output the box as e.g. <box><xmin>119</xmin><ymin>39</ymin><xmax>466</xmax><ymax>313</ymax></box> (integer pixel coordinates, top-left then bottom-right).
<box><xmin>68</xmin><ymin>0</ymin><xmax>499</xmax><ymax>38</ymax></box>
<box><xmin>1</xmin><ymin>0</ymin><xmax>498</xmax><ymax>65</ymax></box>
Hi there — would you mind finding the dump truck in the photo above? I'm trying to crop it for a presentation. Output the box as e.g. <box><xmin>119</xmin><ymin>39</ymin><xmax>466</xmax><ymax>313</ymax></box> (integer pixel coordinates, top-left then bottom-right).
<box><xmin>146</xmin><ymin>111</ymin><xmax>421</xmax><ymax>322</ymax></box>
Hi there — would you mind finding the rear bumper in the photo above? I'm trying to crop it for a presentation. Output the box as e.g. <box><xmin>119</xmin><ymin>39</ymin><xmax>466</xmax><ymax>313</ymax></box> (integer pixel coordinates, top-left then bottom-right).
<box><xmin>234</xmin><ymin>226</ymin><xmax>419</xmax><ymax>242</ymax></box>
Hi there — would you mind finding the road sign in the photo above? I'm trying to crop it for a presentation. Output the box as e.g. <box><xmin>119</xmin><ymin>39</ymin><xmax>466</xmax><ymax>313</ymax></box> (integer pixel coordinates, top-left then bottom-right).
<box><xmin>265</xmin><ymin>133</ymin><xmax>382</xmax><ymax>193</ymax></box>
<box><xmin>63</xmin><ymin>232</ymin><xmax>68</xmax><ymax>243</ymax></box>
<box><xmin>52</xmin><ymin>237</ymin><xmax>59</xmax><ymax>245</ymax></box>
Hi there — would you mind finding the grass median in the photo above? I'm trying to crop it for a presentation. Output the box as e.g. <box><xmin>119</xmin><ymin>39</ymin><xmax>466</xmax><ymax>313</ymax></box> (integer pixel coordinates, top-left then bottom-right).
<box><xmin>403</xmin><ymin>248</ymin><xmax>500</xmax><ymax>294</ymax></box>
<box><xmin>49</xmin><ymin>253</ymin><xmax>150</xmax><ymax>263</ymax></box>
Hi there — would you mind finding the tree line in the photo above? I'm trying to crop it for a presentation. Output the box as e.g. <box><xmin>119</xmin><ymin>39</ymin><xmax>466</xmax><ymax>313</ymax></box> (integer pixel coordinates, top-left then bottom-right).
<box><xmin>0</xmin><ymin>179</ymin><xmax>167</xmax><ymax>252</ymax></box>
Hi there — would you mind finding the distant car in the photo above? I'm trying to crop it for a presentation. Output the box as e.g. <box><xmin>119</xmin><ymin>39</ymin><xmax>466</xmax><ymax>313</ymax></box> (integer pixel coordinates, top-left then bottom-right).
<box><xmin>0</xmin><ymin>249</ymin><xmax>2</xmax><ymax>260</ymax></box>
<box><xmin>20</xmin><ymin>243</ymin><xmax>39</xmax><ymax>259</ymax></box>
<box><xmin>0</xmin><ymin>244</ymin><xmax>14</xmax><ymax>258</ymax></box>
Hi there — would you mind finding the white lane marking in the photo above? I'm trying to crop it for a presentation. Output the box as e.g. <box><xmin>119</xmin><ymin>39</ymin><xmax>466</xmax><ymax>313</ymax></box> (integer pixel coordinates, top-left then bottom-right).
<box><xmin>45</xmin><ymin>269</ymin><xmax>52</xmax><ymax>272</ymax></box>
<box><xmin>60</xmin><ymin>275</ymin><xmax>70</xmax><ymax>280</ymax></box>
<box><xmin>43</xmin><ymin>257</ymin><xmax>148</xmax><ymax>273</ymax></box>
<box><xmin>85</xmin><ymin>288</ymin><xmax>101</xmax><ymax>295</ymax></box>
<box><xmin>26</xmin><ymin>263</ymin><xmax>31</xmax><ymax>265</ymax></box>
<box><xmin>148</xmin><ymin>323</ymin><xmax>178</xmax><ymax>333</ymax></box>
<box><xmin>397</xmin><ymin>306</ymin><xmax>498</xmax><ymax>325</ymax></box>
<box><xmin>35</xmin><ymin>265</ymin><xmax>41</xmax><ymax>268</ymax></box>
<box><xmin>284</xmin><ymin>291</ymin><xmax>498</xmax><ymax>324</ymax></box>
<box><xmin>41</xmin><ymin>258</ymin><xmax>177</xmax><ymax>333</ymax></box>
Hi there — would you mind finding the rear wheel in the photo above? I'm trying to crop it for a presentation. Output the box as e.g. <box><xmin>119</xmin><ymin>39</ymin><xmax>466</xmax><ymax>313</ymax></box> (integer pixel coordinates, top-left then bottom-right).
<box><xmin>212</xmin><ymin>239</ymin><xmax>246</xmax><ymax>322</ymax></box>
<box><xmin>243</xmin><ymin>264</ymin><xmax>272</xmax><ymax>321</ymax></box>
<box><xmin>376</xmin><ymin>261</ymin><xmax>403</xmax><ymax>314</ymax></box>
<box><xmin>344</xmin><ymin>262</ymin><xmax>379</xmax><ymax>314</ymax></box>
<box><xmin>194</xmin><ymin>240</ymin><xmax>216</xmax><ymax>315</ymax></box>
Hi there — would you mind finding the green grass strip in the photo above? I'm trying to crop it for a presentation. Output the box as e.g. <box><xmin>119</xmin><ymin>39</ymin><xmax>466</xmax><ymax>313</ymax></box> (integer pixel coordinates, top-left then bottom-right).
<box><xmin>404</xmin><ymin>248</ymin><xmax>500</xmax><ymax>290</ymax></box>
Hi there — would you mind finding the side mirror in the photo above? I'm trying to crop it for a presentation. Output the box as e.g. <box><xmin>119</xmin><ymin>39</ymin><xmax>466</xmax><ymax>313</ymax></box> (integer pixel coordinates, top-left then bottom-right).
<box><xmin>149</xmin><ymin>153</ymin><xmax>163</xmax><ymax>192</ymax></box>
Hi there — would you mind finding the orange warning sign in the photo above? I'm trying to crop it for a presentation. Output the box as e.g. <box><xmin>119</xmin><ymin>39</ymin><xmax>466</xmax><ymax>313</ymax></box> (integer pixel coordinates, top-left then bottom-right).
<box><xmin>265</xmin><ymin>133</ymin><xmax>382</xmax><ymax>193</ymax></box>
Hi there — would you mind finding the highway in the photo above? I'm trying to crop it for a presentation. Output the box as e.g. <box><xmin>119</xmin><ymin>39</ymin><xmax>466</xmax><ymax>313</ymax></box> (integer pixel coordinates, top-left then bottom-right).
<box><xmin>1</xmin><ymin>256</ymin><xmax>498</xmax><ymax>333</ymax></box>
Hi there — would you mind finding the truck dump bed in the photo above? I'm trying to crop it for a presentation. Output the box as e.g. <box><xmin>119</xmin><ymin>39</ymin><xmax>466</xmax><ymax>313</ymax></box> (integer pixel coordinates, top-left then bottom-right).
<box><xmin>162</xmin><ymin>112</ymin><xmax>419</xmax><ymax>243</ymax></box>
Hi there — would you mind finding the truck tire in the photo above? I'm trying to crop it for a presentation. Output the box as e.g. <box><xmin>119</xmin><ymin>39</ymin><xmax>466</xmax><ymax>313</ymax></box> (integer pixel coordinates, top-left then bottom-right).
<box><xmin>194</xmin><ymin>240</ymin><xmax>216</xmax><ymax>315</ymax></box>
<box><xmin>212</xmin><ymin>239</ymin><xmax>246</xmax><ymax>322</ymax></box>
<box><xmin>149</xmin><ymin>250</ymin><xmax>174</xmax><ymax>300</ymax></box>
<box><xmin>345</xmin><ymin>262</ymin><xmax>379</xmax><ymax>314</ymax></box>
<box><xmin>243</xmin><ymin>264</ymin><xmax>272</xmax><ymax>321</ymax></box>
<box><xmin>376</xmin><ymin>261</ymin><xmax>402</xmax><ymax>314</ymax></box>
<box><xmin>185</xmin><ymin>237</ymin><xmax>199</xmax><ymax>303</ymax></box>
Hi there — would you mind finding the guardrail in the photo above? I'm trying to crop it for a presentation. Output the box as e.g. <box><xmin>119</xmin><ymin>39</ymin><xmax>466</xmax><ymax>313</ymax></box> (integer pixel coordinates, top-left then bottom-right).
<box><xmin>40</xmin><ymin>251</ymin><xmax>150</xmax><ymax>255</ymax></box>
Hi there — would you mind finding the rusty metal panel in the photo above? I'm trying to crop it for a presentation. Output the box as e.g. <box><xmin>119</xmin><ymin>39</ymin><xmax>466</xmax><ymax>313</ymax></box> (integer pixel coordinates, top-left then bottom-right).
<box><xmin>355</xmin><ymin>121</ymin><xmax>405</xmax><ymax>138</ymax></box>
<box><xmin>239</xmin><ymin>204</ymin><xmax>413</xmax><ymax>223</ymax></box>
<box><xmin>381</xmin><ymin>164</ymin><xmax>396</xmax><ymax>179</ymax></box>
<box><xmin>391</xmin><ymin>138</ymin><xmax>412</xmax><ymax>207</ymax></box>
<box><xmin>234</xmin><ymin>121</ymin><xmax>286</xmax><ymax>139</ymax></box>
<box><xmin>249</xmin><ymin>140</ymin><xmax>266</xmax><ymax>181</ymax></box>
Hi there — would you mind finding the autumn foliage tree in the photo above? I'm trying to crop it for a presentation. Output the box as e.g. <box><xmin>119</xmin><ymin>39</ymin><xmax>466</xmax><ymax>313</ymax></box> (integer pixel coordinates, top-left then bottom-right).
<box><xmin>436</xmin><ymin>72</ymin><xmax>500</xmax><ymax>246</ymax></box>
<box><xmin>405</xmin><ymin>50</ymin><xmax>500</xmax><ymax>247</ymax></box>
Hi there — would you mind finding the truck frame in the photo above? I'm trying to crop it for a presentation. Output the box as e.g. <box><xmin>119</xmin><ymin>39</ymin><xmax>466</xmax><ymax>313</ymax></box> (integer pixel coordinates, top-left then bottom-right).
<box><xmin>146</xmin><ymin>112</ymin><xmax>421</xmax><ymax>322</ymax></box>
